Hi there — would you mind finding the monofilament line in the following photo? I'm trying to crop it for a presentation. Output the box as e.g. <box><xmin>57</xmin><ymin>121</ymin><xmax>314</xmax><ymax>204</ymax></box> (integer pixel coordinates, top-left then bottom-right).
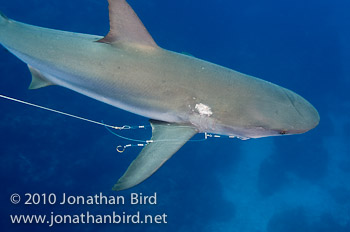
<box><xmin>0</xmin><ymin>94</ymin><xmax>237</xmax><ymax>153</ymax></box>
<box><xmin>0</xmin><ymin>94</ymin><xmax>117</xmax><ymax>129</ymax></box>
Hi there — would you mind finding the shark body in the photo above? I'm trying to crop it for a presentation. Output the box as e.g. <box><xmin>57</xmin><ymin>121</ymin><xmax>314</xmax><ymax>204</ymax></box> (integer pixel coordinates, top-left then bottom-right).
<box><xmin>0</xmin><ymin>0</ymin><xmax>319</xmax><ymax>190</ymax></box>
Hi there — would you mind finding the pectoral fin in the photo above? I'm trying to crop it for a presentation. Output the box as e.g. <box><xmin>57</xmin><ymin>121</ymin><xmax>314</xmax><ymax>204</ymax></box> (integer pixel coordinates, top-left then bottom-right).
<box><xmin>113</xmin><ymin>120</ymin><xmax>197</xmax><ymax>191</ymax></box>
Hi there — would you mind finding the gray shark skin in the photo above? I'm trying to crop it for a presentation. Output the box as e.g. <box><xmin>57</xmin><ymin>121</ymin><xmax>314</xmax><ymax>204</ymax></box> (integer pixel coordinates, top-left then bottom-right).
<box><xmin>0</xmin><ymin>0</ymin><xmax>319</xmax><ymax>190</ymax></box>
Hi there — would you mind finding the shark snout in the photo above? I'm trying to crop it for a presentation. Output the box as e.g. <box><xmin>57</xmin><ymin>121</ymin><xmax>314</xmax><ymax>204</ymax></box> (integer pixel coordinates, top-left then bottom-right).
<box><xmin>295</xmin><ymin>99</ymin><xmax>320</xmax><ymax>132</ymax></box>
<box><xmin>283</xmin><ymin>90</ymin><xmax>320</xmax><ymax>134</ymax></box>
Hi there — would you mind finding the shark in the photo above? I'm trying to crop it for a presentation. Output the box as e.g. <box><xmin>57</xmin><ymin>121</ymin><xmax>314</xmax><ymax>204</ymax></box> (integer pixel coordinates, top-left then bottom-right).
<box><xmin>0</xmin><ymin>0</ymin><xmax>319</xmax><ymax>191</ymax></box>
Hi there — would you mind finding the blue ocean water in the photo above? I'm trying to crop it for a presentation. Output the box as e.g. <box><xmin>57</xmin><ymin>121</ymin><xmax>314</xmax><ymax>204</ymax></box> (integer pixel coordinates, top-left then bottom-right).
<box><xmin>0</xmin><ymin>0</ymin><xmax>349</xmax><ymax>231</ymax></box>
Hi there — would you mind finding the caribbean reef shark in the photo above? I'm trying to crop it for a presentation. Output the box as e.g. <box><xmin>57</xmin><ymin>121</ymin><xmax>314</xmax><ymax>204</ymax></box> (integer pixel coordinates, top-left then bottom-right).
<box><xmin>0</xmin><ymin>0</ymin><xmax>319</xmax><ymax>190</ymax></box>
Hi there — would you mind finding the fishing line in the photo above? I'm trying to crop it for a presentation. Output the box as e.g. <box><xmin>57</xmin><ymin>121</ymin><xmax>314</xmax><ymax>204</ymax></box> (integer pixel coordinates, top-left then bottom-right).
<box><xmin>103</xmin><ymin>122</ymin><xmax>151</xmax><ymax>144</ymax></box>
<box><xmin>0</xmin><ymin>94</ymin><xmax>238</xmax><ymax>153</ymax></box>
<box><xmin>0</xmin><ymin>94</ymin><xmax>119</xmax><ymax>129</ymax></box>
<box><xmin>0</xmin><ymin>94</ymin><xmax>154</xmax><ymax>152</ymax></box>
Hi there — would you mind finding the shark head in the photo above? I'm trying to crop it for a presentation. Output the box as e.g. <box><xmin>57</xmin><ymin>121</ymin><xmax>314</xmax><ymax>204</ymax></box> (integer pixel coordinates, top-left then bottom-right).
<box><xmin>252</xmin><ymin>97</ymin><xmax>319</xmax><ymax>138</ymax></box>
<box><xmin>274</xmin><ymin>89</ymin><xmax>320</xmax><ymax>136</ymax></box>
<box><xmin>236</xmin><ymin>88</ymin><xmax>319</xmax><ymax>139</ymax></box>
<box><xmin>211</xmin><ymin>77</ymin><xmax>320</xmax><ymax>139</ymax></box>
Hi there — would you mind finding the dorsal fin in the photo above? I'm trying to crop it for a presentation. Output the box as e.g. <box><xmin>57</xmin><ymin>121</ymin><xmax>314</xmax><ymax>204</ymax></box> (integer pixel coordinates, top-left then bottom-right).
<box><xmin>98</xmin><ymin>0</ymin><xmax>158</xmax><ymax>48</ymax></box>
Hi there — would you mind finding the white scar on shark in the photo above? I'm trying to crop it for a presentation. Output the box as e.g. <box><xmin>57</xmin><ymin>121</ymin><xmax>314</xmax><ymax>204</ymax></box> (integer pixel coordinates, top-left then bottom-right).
<box><xmin>0</xmin><ymin>0</ymin><xmax>319</xmax><ymax>191</ymax></box>
<box><xmin>195</xmin><ymin>103</ymin><xmax>213</xmax><ymax>116</ymax></box>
